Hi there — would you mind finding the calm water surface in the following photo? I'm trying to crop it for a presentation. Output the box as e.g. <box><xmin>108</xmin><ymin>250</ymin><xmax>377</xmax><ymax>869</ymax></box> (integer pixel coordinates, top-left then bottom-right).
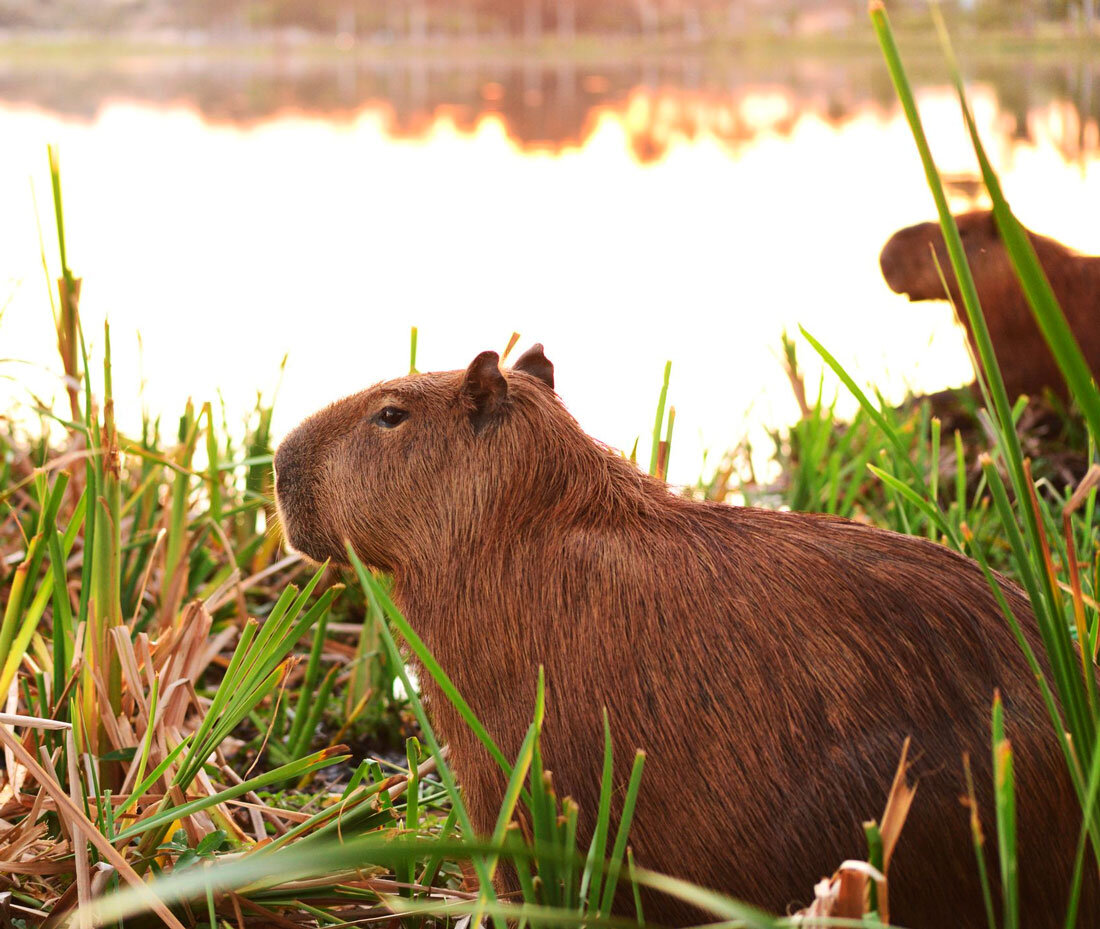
<box><xmin>2</xmin><ymin>54</ymin><xmax>1099</xmax><ymax>482</ymax></box>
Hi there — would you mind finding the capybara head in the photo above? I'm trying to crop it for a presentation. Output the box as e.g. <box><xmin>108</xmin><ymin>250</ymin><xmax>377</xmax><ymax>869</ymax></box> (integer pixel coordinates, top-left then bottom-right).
<box><xmin>879</xmin><ymin>209</ymin><xmax>1099</xmax><ymax>401</ymax></box>
<box><xmin>274</xmin><ymin>345</ymin><xmax>563</xmax><ymax>571</ymax></box>
<box><xmin>879</xmin><ymin>210</ymin><xmax>1000</xmax><ymax>301</ymax></box>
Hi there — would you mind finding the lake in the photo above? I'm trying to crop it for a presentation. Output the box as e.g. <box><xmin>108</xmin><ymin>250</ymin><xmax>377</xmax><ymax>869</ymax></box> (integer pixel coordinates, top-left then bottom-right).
<box><xmin>2</xmin><ymin>49</ymin><xmax>1098</xmax><ymax>483</ymax></box>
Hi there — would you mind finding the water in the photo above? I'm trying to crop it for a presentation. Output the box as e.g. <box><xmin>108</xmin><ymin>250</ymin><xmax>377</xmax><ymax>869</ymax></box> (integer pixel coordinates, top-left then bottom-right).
<box><xmin>2</xmin><ymin>51</ymin><xmax>1099</xmax><ymax>483</ymax></box>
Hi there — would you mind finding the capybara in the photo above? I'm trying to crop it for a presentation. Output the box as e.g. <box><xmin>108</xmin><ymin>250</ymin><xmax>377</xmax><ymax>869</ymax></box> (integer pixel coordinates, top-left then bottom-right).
<box><xmin>879</xmin><ymin>210</ymin><xmax>1100</xmax><ymax>402</ymax></box>
<box><xmin>274</xmin><ymin>345</ymin><xmax>1093</xmax><ymax>927</ymax></box>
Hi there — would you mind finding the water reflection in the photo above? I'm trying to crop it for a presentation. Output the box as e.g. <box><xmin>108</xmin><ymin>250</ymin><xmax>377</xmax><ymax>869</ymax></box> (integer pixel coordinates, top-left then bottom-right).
<box><xmin>2</xmin><ymin>55</ymin><xmax>1099</xmax><ymax>161</ymax></box>
<box><xmin>1</xmin><ymin>55</ymin><xmax>1098</xmax><ymax>484</ymax></box>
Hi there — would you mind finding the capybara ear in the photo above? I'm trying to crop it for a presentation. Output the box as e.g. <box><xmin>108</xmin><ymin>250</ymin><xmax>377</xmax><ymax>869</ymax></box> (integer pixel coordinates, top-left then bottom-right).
<box><xmin>512</xmin><ymin>343</ymin><xmax>554</xmax><ymax>390</ymax></box>
<box><xmin>461</xmin><ymin>350</ymin><xmax>508</xmax><ymax>434</ymax></box>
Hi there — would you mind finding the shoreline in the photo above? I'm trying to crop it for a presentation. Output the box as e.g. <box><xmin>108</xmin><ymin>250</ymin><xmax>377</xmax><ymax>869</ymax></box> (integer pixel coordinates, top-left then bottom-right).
<box><xmin>1</xmin><ymin>26</ymin><xmax>1099</xmax><ymax>66</ymax></box>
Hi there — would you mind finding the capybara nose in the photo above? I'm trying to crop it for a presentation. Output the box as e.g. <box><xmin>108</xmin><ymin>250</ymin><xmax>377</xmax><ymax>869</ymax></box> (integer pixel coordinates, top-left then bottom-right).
<box><xmin>273</xmin><ymin>428</ymin><xmax>333</xmax><ymax>561</ymax></box>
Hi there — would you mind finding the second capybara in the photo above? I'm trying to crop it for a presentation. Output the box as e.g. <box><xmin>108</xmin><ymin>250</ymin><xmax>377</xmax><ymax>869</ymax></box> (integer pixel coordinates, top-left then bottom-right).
<box><xmin>879</xmin><ymin>210</ymin><xmax>1100</xmax><ymax>402</ymax></box>
<box><xmin>274</xmin><ymin>345</ymin><xmax>1094</xmax><ymax>927</ymax></box>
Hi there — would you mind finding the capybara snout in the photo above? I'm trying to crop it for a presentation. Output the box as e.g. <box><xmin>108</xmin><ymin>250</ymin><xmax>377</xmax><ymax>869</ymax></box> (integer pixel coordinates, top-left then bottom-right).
<box><xmin>273</xmin><ymin>423</ymin><xmax>345</xmax><ymax>565</ymax></box>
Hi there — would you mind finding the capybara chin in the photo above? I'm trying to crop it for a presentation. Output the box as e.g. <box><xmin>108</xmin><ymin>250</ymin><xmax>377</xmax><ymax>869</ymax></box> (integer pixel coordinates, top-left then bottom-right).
<box><xmin>275</xmin><ymin>344</ymin><xmax>1093</xmax><ymax>927</ymax></box>
<box><xmin>879</xmin><ymin>210</ymin><xmax>1100</xmax><ymax>402</ymax></box>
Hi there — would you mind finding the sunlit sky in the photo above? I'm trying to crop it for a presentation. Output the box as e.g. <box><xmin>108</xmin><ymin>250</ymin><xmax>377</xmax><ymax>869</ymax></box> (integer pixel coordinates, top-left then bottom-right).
<box><xmin>2</xmin><ymin>85</ymin><xmax>1098</xmax><ymax>484</ymax></box>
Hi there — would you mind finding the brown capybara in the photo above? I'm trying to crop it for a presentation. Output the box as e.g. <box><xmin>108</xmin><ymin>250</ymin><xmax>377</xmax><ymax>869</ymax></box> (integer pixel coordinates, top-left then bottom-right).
<box><xmin>879</xmin><ymin>210</ymin><xmax>1100</xmax><ymax>402</ymax></box>
<box><xmin>274</xmin><ymin>345</ymin><xmax>1094</xmax><ymax>928</ymax></box>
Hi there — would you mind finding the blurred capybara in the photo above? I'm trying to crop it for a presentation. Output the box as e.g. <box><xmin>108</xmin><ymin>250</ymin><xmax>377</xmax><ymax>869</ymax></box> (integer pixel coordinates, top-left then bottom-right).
<box><xmin>275</xmin><ymin>345</ymin><xmax>1093</xmax><ymax>927</ymax></box>
<box><xmin>880</xmin><ymin>210</ymin><xmax>1100</xmax><ymax>401</ymax></box>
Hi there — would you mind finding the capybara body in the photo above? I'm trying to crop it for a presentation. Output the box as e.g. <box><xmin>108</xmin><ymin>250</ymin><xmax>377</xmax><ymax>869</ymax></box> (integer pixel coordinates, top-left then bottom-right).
<box><xmin>275</xmin><ymin>346</ymin><xmax>1093</xmax><ymax>927</ymax></box>
<box><xmin>879</xmin><ymin>210</ymin><xmax>1100</xmax><ymax>402</ymax></box>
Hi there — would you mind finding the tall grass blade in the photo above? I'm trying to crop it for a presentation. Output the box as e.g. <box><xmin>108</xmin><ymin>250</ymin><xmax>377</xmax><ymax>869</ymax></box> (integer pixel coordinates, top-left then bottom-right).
<box><xmin>991</xmin><ymin>693</ymin><xmax>1019</xmax><ymax>929</ymax></box>
<box><xmin>648</xmin><ymin>362</ymin><xmax>671</xmax><ymax>477</ymax></box>
<box><xmin>930</xmin><ymin>7</ymin><xmax>1100</xmax><ymax>441</ymax></box>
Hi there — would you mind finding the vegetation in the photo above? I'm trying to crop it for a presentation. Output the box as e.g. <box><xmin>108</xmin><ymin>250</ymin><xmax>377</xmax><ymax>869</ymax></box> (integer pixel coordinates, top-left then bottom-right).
<box><xmin>0</xmin><ymin>0</ymin><xmax>1095</xmax><ymax>42</ymax></box>
<box><xmin>0</xmin><ymin>5</ymin><xmax>1098</xmax><ymax>928</ymax></box>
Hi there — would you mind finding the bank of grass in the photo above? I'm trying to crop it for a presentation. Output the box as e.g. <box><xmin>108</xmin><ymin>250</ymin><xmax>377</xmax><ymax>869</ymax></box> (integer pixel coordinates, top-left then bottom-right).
<box><xmin>1</xmin><ymin>7</ymin><xmax>1099</xmax><ymax>929</ymax></box>
<box><xmin>722</xmin><ymin>335</ymin><xmax>1094</xmax><ymax>575</ymax></box>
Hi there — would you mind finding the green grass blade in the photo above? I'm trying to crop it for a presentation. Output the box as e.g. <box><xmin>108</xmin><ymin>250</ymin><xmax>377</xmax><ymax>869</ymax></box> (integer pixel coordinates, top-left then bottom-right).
<box><xmin>581</xmin><ymin>710</ymin><xmax>615</xmax><ymax>913</ymax></box>
<box><xmin>991</xmin><ymin>693</ymin><xmax>1019</xmax><ymax>929</ymax></box>
<box><xmin>598</xmin><ymin>749</ymin><xmax>645</xmax><ymax>918</ymax></box>
<box><xmin>115</xmin><ymin>748</ymin><xmax>347</xmax><ymax>843</ymax></box>
<box><xmin>349</xmin><ymin>554</ymin><xmax>513</xmax><ymax>779</ymax></box>
<box><xmin>1063</xmin><ymin>728</ymin><xmax>1100</xmax><ymax>929</ymax></box>
<box><xmin>931</xmin><ymin>8</ymin><xmax>1100</xmax><ymax>441</ymax></box>
<box><xmin>648</xmin><ymin>362</ymin><xmax>671</xmax><ymax>477</ymax></box>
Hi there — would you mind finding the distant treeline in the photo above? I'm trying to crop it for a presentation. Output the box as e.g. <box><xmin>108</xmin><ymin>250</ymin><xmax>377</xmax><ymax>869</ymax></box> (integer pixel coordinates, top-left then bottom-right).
<box><xmin>2</xmin><ymin>0</ymin><xmax>1096</xmax><ymax>38</ymax></box>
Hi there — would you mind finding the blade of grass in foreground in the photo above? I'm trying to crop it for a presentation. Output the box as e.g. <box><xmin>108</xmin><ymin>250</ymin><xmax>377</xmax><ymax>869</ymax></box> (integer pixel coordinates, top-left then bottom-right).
<box><xmin>1064</xmin><ymin>727</ymin><xmax>1100</xmax><ymax>929</ymax></box>
<box><xmin>929</xmin><ymin>8</ymin><xmax>1100</xmax><ymax>443</ymax></box>
<box><xmin>581</xmin><ymin>711</ymin><xmax>616</xmax><ymax>913</ymax></box>
<box><xmin>47</xmin><ymin>145</ymin><xmax>82</xmax><ymax>421</ymax></box>
<box><xmin>868</xmin><ymin>2</ymin><xmax>1020</xmax><ymax>455</ymax></box>
<box><xmin>348</xmin><ymin>551</ymin><xmax>514</xmax><ymax>780</ymax></box>
<box><xmin>598</xmin><ymin>748</ymin><xmax>645</xmax><ymax>919</ymax></box>
<box><xmin>962</xmin><ymin>756</ymin><xmax>997</xmax><ymax>929</ymax></box>
<box><xmin>930</xmin><ymin>5</ymin><xmax>1100</xmax><ymax>705</ymax></box>
<box><xmin>648</xmin><ymin>362</ymin><xmax>671</xmax><ymax>477</ymax></box>
<box><xmin>869</xmin><ymin>0</ymin><xmax>1097</xmax><ymax>805</ymax></box>
<box><xmin>867</xmin><ymin>1</ymin><xmax>1070</xmax><ymax>618</ymax></box>
<box><xmin>112</xmin><ymin>748</ymin><xmax>347</xmax><ymax>844</ymax></box>
<box><xmin>991</xmin><ymin>693</ymin><xmax>1019</xmax><ymax>929</ymax></box>
<box><xmin>89</xmin><ymin>826</ymin><xmax>782</xmax><ymax>929</ymax></box>
<box><xmin>88</xmin><ymin>834</ymin><xmax>639</xmax><ymax>929</ymax></box>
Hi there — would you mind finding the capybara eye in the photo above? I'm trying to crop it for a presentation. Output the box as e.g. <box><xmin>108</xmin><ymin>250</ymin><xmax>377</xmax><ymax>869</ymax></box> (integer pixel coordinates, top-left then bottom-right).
<box><xmin>373</xmin><ymin>406</ymin><xmax>408</xmax><ymax>429</ymax></box>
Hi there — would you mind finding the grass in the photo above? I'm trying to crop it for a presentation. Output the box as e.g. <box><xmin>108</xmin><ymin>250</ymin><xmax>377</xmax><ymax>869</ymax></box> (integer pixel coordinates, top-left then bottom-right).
<box><xmin>1</xmin><ymin>5</ymin><xmax>1099</xmax><ymax>927</ymax></box>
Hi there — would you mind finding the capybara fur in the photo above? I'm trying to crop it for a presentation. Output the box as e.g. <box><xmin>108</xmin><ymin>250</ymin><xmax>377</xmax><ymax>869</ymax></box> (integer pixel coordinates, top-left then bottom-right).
<box><xmin>879</xmin><ymin>210</ymin><xmax>1100</xmax><ymax>402</ymax></box>
<box><xmin>275</xmin><ymin>345</ymin><xmax>1094</xmax><ymax>927</ymax></box>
